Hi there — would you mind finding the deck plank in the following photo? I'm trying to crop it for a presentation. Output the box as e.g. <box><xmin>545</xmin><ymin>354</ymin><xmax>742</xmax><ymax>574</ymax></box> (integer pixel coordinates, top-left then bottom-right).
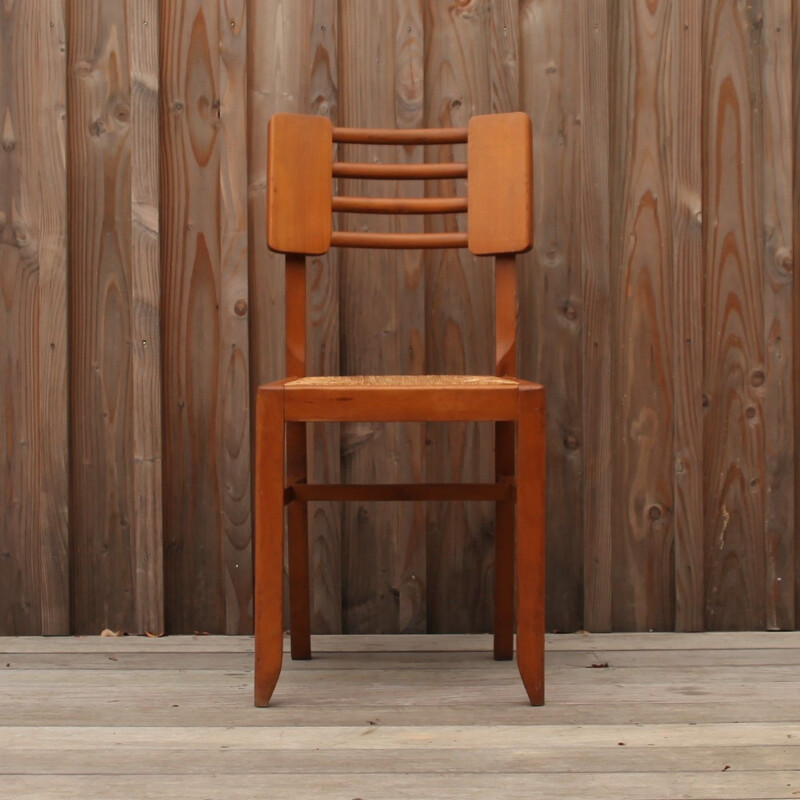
<box><xmin>2</xmin><ymin>773</ymin><xmax>799</xmax><ymax>800</ymax></box>
<box><xmin>3</xmin><ymin>632</ymin><xmax>800</xmax><ymax>653</ymax></box>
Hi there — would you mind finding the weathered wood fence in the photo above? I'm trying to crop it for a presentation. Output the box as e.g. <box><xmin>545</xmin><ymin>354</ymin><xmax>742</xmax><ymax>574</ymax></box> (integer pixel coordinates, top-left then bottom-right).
<box><xmin>1</xmin><ymin>0</ymin><xmax>799</xmax><ymax>635</ymax></box>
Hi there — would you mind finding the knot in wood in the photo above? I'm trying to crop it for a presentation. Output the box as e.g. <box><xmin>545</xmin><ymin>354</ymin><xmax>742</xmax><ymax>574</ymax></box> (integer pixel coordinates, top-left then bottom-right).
<box><xmin>233</xmin><ymin>299</ymin><xmax>248</xmax><ymax>317</ymax></box>
<box><xmin>647</xmin><ymin>505</ymin><xmax>662</xmax><ymax>521</ymax></box>
<box><xmin>775</xmin><ymin>247</ymin><xmax>792</xmax><ymax>274</ymax></box>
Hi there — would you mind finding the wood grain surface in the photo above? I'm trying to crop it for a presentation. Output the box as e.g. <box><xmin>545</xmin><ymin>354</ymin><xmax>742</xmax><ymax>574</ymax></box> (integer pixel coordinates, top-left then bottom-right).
<box><xmin>794</xmin><ymin>0</ymin><xmax>800</xmax><ymax>630</ymax></box>
<box><xmin>338</xmin><ymin>0</ymin><xmax>410</xmax><ymax>634</ymax></box>
<box><xmin>305</xmin><ymin>0</ymin><xmax>343</xmax><ymax>637</ymax></box>
<box><xmin>129</xmin><ymin>0</ymin><xmax>164</xmax><ymax>635</ymax></box>
<box><xmin>160</xmin><ymin>0</ymin><xmax>251</xmax><ymax>634</ymax></box>
<box><xmin>702</xmin><ymin>0</ymin><xmax>766</xmax><ymax>631</ymax></box>
<box><xmin>1</xmin><ymin>0</ymin><xmax>799</xmax><ymax>634</ymax></box>
<box><xmin>423</xmin><ymin>0</ymin><xmax>496</xmax><ymax>634</ymax></box>
<box><xmin>609</xmin><ymin>0</ymin><xmax>675</xmax><ymax>632</ymax></box>
<box><xmin>68</xmin><ymin>0</ymin><xmax>163</xmax><ymax>633</ymax></box>
<box><xmin>760</xmin><ymin>0</ymin><xmax>794</xmax><ymax>631</ymax></box>
<box><xmin>580</xmin><ymin>0</ymin><xmax>613</xmax><ymax>633</ymax></box>
<box><xmin>0</xmin><ymin>0</ymin><xmax>69</xmax><ymax>634</ymax></box>
<box><xmin>519</xmin><ymin>0</ymin><xmax>583</xmax><ymax>632</ymax></box>
<box><xmin>671</xmin><ymin>0</ymin><xmax>704</xmax><ymax>632</ymax></box>
<box><xmin>393</xmin><ymin>0</ymin><xmax>427</xmax><ymax>635</ymax></box>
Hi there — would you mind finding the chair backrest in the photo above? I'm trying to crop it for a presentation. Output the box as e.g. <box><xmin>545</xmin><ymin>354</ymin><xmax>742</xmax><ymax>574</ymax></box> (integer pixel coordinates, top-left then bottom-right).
<box><xmin>266</xmin><ymin>112</ymin><xmax>533</xmax><ymax>379</ymax></box>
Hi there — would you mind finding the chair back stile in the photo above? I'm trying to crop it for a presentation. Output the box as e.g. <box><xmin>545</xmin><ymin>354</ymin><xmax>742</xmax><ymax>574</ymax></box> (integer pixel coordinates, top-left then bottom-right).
<box><xmin>266</xmin><ymin>112</ymin><xmax>533</xmax><ymax>381</ymax></box>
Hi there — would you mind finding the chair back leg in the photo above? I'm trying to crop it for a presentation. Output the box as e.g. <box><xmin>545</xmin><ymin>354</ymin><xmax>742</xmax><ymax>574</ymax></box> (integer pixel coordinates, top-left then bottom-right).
<box><xmin>494</xmin><ymin>420</ymin><xmax>515</xmax><ymax>660</ymax></box>
<box><xmin>287</xmin><ymin>421</ymin><xmax>312</xmax><ymax>659</ymax></box>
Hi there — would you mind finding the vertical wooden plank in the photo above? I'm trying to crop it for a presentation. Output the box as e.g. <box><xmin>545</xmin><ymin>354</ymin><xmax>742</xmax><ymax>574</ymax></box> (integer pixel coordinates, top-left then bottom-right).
<box><xmin>306</xmin><ymin>0</ymin><xmax>343</xmax><ymax>635</ymax></box>
<box><xmin>394</xmin><ymin>0</ymin><xmax>427</xmax><ymax>634</ymax></box>
<box><xmin>219</xmin><ymin>0</ymin><xmax>252</xmax><ymax>632</ymax></box>
<box><xmin>672</xmin><ymin>0</ymin><xmax>704</xmax><ymax>632</ymax></box>
<box><xmin>162</xmin><ymin>0</ymin><xmax>251</xmax><ymax>633</ymax></box>
<box><xmin>702</xmin><ymin>0</ymin><xmax>766</xmax><ymax>631</ymax></box>
<box><xmin>36</xmin><ymin>0</ymin><xmax>70</xmax><ymax>634</ymax></box>
<box><xmin>761</xmin><ymin>0</ymin><xmax>794</xmax><ymax>631</ymax></box>
<box><xmin>0</xmin><ymin>0</ymin><xmax>69</xmax><ymax>634</ymax></box>
<box><xmin>338</xmin><ymin>0</ymin><xmax>403</xmax><ymax>634</ymax></box>
<box><xmin>247</xmin><ymin>0</ymin><xmax>312</xmax><ymax>633</ymax></box>
<box><xmin>608</xmin><ymin>0</ymin><xmax>675</xmax><ymax>632</ymax></box>
<box><xmin>423</xmin><ymin>0</ymin><xmax>495</xmax><ymax>633</ymax></box>
<box><xmin>247</xmin><ymin>0</ymin><xmax>309</xmax><ymax>390</ymax></box>
<box><xmin>794</xmin><ymin>0</ymin><xmax>800</xmax><ymax>631</ymax></box>
<box><xmin>489</xmin><ymin>0</ymin><xmax>521</xmax><ymax>642</ymax></box>
<box><xmin>129</xmin><ymin>0</ymin><xmax>164</xmax><ymax>635</ymax></box>
<box><xmin>68</xmin><ymin>0</ymin><xmax>138</xmax><ymax>633</ymax></box>
<box><xmin>580</xmin><ymin>0</ymin><xmax>613</xmax><ymax>632</ymax></box>
<box><xmin>519</xmin><ymin>0</ymin><xmax>583</xmax><ymax>632</ymax></box>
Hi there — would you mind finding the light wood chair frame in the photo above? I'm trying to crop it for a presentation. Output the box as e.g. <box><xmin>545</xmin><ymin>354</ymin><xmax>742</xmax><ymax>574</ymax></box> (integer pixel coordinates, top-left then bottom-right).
<box><xmin>255</xmin><ymin>112</ymin><xmax>546</xmax><ymax>706</ymax></box>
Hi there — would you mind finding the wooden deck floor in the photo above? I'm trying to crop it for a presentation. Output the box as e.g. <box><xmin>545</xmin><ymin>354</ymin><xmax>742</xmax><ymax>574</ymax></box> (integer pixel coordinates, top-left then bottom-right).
<box><xmin>1</xmin><ymin>633</ymin><xmax>800</xmax><ymax>799</ymax></box>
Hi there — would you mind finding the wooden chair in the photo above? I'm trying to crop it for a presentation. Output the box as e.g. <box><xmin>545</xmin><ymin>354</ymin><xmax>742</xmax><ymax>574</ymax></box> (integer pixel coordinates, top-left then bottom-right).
<box><xmin>254</xmin><ymin>112</ymin><xmax>545</xmax><ymax>706</ymax></box>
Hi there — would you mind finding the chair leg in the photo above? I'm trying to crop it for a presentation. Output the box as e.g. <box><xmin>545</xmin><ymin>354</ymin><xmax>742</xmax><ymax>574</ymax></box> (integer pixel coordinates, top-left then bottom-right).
<box><xmin>254</xmin><ymin>386</ymin><xmax>286</xmax><ymax>707</ymax></box>
<box><xmin>494</xmin><ymin>421</ymin><xmax>515</xmax><ymax>660</ymax></box>
<box><xmin>287</xmin><ymin>422</ymin><xmax>311</xmax><ymax>660</ymax></box>
<box><xmin>515</xmin><ymin>385</ymin><xmax>546</xmax><ymax>705</ymax></box>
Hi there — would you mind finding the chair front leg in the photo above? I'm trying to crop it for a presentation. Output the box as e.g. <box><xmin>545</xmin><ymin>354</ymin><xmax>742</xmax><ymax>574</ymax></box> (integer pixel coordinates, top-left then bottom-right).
<box><xmin>287</xmin><ymin>421</ymin><xmax>311</xmax><ymax>659</ymax></box>
<box><xmin>254</xmin><ymin>385</ymin><xmax>286</xmax><ymax>707</ymax></box>
<box><xmin>515</xmin><ymin>385</ymin><xmax>546</xmax><ymax>705</ymax></box>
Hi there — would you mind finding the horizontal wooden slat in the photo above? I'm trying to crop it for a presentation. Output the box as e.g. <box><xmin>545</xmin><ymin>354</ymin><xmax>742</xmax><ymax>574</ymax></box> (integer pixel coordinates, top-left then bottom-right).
<box><xmin>330</xmin><ymin>232</ymin><xmax>467</xmax><ymax>249</ymax></box>
<box><xmin>284</xmin><ymin>383</ymin><xmax>523</xmax><ymax>421</ymax></box>
<box><xmin>332</xmin><ymin>196</ymin><xmax>467</xmax><ymax>214</ymax></box>
<box><xmin>332</xmin><ymin>126</ymin><xmax>468</xmax><ymax>144</ymax></box>
<box><xmin>332</xmin><ymin>162</ymin><xmax>467</xmax><ymax>179</ymax></box>
<box><xmin>287</xmin><ymin>482</ymin><xmax>514</xmax><ymax>503</ymax></box>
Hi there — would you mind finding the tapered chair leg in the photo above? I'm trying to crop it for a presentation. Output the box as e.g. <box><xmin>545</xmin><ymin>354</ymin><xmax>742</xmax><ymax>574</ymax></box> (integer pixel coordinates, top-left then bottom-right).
<box><xmin>494</xmin><ymin>421</ymin><xmax>515</xmax><ymax>660</ymax></box>
<box><xmin>287</xmin><ymin>422</ymin><xmax>311</xmax><ymax>659</ymax></box>
<box><xmin>515</xmin><ymin>385</ymin><xmax>546</xmax><ymax>705</ymax></box>
<box><xmin>254</xmin><ymin>386</ymin><xmax>286</xmax><ymax>707</ymax></box>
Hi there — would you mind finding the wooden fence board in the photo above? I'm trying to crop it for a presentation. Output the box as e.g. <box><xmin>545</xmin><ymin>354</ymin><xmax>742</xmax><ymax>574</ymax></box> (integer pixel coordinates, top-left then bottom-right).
<box><xmin>702</xmin><ymin>0</ymin><xmax>766</xmax><ymax>631</ymax></box>
<box><xmin>393</xmin><ymin>0</ymin><xmax>427</xmax><ymax>634</ymax></box>
<box><xmin>0</xmin><ymin>0</ymin><xmax>69</xmax><ymax>635</ymax></box>
<box><xmin>339</xmin><ymin>0</ymin><xmax>405</xmax><ymax>634</ymax></box>
<box><xmin>609</xmin><ymin>0</ymin><xmax>675</xmax><ymax>631</ymax></box>
<box><xmin>672</xmin><ymin>0</ymin><xmax>704</xmax><ymax>632</ymax></box>
<box><xmin>306</xmin><ymin>0</ymin><xmax>343</xmax><ymax>635</ymax></box>
<box><xmin>129</xmin><ymin>0</ymin><xmax>164</xmax><ymax>635</ymax></box>
<box><xmin>423</xmin><ymin>0</ymin><xmax>496</xmax><ymax>633</ymax></box>
<box><xmin>161</xmin><ymin>0</ymin><xmax>251</xmax><ymax>634</ymax></box>
<box><xmin>580</xmin><ymin>0</ymin><xmax>613</xmax><ymax>633</ymax></box>
<box><xmin>68</xmin><ymin>0</ymin><xmax>138</xmax><ymax>633</ymax></box>
<box><xmin>760</xmin><ymin>0</ymin><xmax>794</xmax><ymax>631</ymax></box>
<box><xmin>218</xmin><ymin>0</ymin><xmax>251</xmax><ymax>632</ymax></box>
<box><xmin>246</xmin><ymin>1</ymin><xmax>310</xmax><ymax>633</ymax></box>
<box><xmin>794</xmin><ymin>0</ymin><xmax>800</xmax><ymax>630</ymax></box>
<box><xmin>519</xmin><ymin>0</ymin><xmax>583</xmax><ymax>632</ymax></box>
